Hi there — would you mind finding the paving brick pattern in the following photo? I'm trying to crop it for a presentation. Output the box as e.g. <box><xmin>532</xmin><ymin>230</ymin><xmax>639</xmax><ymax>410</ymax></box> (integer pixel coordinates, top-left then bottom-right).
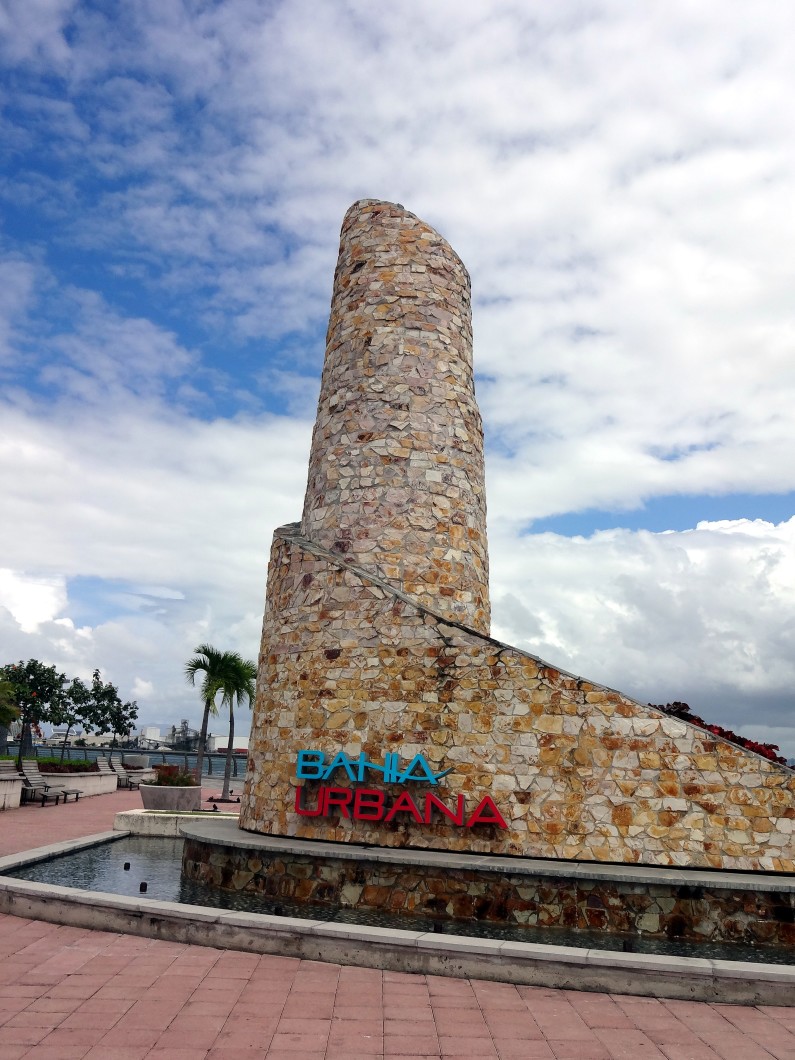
<box><xmin>1</xmin><ymin>919</ymin><xmax>795</xmax><ymax>1060</ymax></box>
<box><xmin>1</xmin><ymin>791</ymin><xmax>793</xmax><ymax>1058</ymax></box>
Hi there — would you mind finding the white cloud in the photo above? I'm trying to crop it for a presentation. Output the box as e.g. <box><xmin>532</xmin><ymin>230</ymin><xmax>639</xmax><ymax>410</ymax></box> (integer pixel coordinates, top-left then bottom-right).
<box><xmin>0</xmin><ymin>0</ymin><xmax>74</xmax><ymax>66</ymax></box>
<box><xmin>0</xmin><ymin>255</ymin><xmax>38</xmax><ymax>361</ymax></box>
<box><xmin>0</xmin><ymin>570</ymin><xmax>66</xmax><ymax>632</ymax></box>
<box><xmin>490</xmin><ymin>517</ymin><xmax>795</xmax><ymax>754</ymax></box>
<box><xmin>1</xmin><ymin>1</ymin><xmax>794</xmax><ymax>751</ymax></box>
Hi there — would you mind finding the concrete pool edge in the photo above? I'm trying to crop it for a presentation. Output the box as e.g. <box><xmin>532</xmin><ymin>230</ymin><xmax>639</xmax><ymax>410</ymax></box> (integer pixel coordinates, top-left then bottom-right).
<box><xmin>0</xmin><ymin>827</ymin><xmax>793</xmax><ymax>1004</ymax></box>
<box><xmin>0</xmin><ymin>830</ymin><xmax>124</xmax><ymax>871</ymax></box>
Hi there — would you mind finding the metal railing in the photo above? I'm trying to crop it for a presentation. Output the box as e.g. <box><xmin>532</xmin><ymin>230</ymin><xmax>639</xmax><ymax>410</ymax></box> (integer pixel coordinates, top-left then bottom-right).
<box><xmin>3</xmin><ymin>744</ymin><xmax>244</xmax><ymax>778</ymax></box>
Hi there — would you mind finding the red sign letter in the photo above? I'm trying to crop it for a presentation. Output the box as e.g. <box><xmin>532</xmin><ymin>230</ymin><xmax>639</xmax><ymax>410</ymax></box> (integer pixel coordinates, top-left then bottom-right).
<box><xmin>424</xmin><ymin>792</ymin><xmax>465</xmax><ymax>825</ymax></box>
<box><xmin>324</xmin><ymin>786</ymin><xmax>353</xmax><ymax>818</ymax></box>
<box><xmin>353</xmin><ymin>788</ymin><xmax>386</xmax><ymax>821</ymax></box>
<box><xmin>294</xmin><ymin>785</ymin><xmax>325</xmax><ymax>817</ymax></box>
<box><xmin>466</xmin><ymin>795</ymin><xmax>508</xmax><ymax>828</ymax></box>
<box><xmin>384</xmin><ymin>791</ymin><xmax>424</xmax><ymax>823</ymax></box>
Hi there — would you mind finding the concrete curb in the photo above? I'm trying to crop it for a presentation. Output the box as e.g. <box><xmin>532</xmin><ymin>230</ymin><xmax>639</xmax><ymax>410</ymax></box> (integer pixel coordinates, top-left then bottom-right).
<box><xmin>114</xmin><ymin>808</ymin><xmax>238</xmax><ymax>837</ymax></box>
<box><xmin>0</xmin><ymin>831</ymin><xmax>122</xmax><ymax>872</ymax></box>
<box><xmin>0</xmin><ymin>830</ymin><xmax>793</xmax><ymax>1005</ymax></box>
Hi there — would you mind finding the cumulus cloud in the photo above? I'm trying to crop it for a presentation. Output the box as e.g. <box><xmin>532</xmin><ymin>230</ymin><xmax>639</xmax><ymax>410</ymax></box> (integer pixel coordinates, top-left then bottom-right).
<box><xmin>490</xmin><ymin>517</ymin><xmax>795</xmax><ymax>754</ymax></box>
<box><xmin>1</xmin><ymin>1</ymin><xmax>794</xmax><ymax>749</ymax></box>
<box><xmin>0</xmin><ymin>570</ymin><xmax>66</xmax><ymax>632</ymax></box>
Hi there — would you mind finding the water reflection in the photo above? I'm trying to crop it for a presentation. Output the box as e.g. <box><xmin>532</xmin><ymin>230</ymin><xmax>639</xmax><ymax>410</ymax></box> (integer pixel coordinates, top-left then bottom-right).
<box><xmin>6</xmin><ymin>836</ymin><xmax>792</xmax><ymax>967</ymax></box>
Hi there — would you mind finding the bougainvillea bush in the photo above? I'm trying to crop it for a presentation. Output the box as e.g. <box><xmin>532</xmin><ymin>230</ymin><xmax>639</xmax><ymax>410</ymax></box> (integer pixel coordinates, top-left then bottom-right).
<box><xmin>0</xmin><ymin>755</ymin><xmax>98</xmax><ymax>774</ymax></box>
<box><xmin>649</xmin><ymin>701</ymin><xmax>788</xmax><ymax>766</ymax></box>
<box><xmin>35</xmin><ymin>757</ymin><xmax>99</xmax><ymax>774</ymax></box>
<box><xmin>151</xmin><ymin>763</ymin><xmax>198</xmax><ymax>786</ymax></box>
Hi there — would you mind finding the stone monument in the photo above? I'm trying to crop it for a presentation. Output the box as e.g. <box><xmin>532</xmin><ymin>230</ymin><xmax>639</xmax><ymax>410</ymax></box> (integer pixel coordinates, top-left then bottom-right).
<box><xmin>237</xmin><ymin>198</ymin><xmax>795</xmax><ymax>877</ymax></box>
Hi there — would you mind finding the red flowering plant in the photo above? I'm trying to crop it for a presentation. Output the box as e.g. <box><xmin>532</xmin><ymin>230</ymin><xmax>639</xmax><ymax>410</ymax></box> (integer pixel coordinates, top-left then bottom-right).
<box><xmin>150</xmin><ymin>763</ymin><xmax>198</xmax><ymax>787</ymax></box>
<box><xmin>649</xmin><ymin>701</ymin><xmax>789</xmax><ymax>766</ymax></box>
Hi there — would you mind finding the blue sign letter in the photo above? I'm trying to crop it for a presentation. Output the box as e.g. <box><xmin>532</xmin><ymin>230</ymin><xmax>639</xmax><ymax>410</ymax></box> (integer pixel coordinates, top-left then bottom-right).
<box><xmin>296</xmin><ymin>750</ymin><xmax>325</xmax><ymax>779</ymax></box>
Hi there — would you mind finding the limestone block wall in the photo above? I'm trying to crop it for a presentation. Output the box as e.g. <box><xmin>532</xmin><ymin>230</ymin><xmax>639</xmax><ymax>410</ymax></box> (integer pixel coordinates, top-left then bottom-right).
<box><xmin>240</xmin><ymin>527</ymin><xmax>795</xmax><ymax>872</ymax></box>
<box><xmin>301</xmin><ymin>199</ymin><xmax>489</xmax><ymax>634</ymax></box>
<box><xmin>242</xmin><ymin>198</ymin><xmax>795</xmax><ymax>872</ymax></box>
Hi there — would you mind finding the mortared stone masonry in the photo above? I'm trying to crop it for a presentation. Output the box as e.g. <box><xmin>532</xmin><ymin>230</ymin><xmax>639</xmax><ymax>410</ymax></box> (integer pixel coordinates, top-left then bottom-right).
<box><xmin>240</xmin><ymin>199</ymin><xmax>795</xmax><ymax>872</ymax></box>
<box><xmin>300</xmin><ymin>198</ymin><xmax>489</xmax><ymax>633</ymax></box>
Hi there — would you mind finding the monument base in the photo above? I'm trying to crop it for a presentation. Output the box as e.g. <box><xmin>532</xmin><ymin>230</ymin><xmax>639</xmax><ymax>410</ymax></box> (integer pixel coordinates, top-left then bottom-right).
<box><xmin>180</xmin><ymin>819</ymin><xmax>795</xmax><ymax>950</ymax></box>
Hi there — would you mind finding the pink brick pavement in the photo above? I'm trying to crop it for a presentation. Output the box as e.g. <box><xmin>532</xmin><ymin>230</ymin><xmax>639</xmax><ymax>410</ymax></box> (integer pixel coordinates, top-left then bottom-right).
<box><xmin>1</xmin><ymin>790</ymin><xmax>793</xmax><ymax>1059</ymax></box>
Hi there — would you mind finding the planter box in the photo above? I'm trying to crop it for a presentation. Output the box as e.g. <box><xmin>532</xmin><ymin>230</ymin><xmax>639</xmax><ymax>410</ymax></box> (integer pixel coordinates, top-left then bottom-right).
<box><xmin>40</xmin><ymin>771</ymin><xmax>118</xmax><ymax>798</ymax></box>
<box><xmin>139</xmin><ymin>783</ymin><xmax>202</xmax><ymax>812</ymax></box>
<box><xmin>122</xmin><ymin>755</ymin><xmax>149</xmax><ymax>768</ymax></box>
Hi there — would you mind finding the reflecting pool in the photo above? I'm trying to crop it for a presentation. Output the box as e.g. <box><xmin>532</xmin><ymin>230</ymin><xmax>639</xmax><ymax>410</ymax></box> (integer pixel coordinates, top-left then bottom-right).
<box><xmin>5</xmin><ymin>835</ymin><xmax>793</xmax><ymax>966</ymax></box>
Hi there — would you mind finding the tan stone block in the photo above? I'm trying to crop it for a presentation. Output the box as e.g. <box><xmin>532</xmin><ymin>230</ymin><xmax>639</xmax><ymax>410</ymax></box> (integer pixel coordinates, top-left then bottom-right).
<box><xmin>538</xmin><ymin>747</ymin><xmax>562</xmax><ymax>767</ymax></box>
<box><xmin>535</xmin><ymin>715</ymin><xmax>564</xmax><ymax>734</ymax></box>
<box><xmin>326</xmin><ymin>712</ymin><xmax>352</xmax><ymax>728</ymax></box>
<box><xmin>647</xmin><ymin>825</ymin><xmax>670</xmax><ymax>839</ymax></box>
<box><xmin>693</xmin><ymin>754</ymin><xmax>718</xmax><ymax>770</ymax></box>
<box><xmin>616</xmin><ymin>780</ymin><xmax>637</xmax><ymax>797</ymax></box>
<box><xmin>611</xmin><ymin>805</ymin><xmax>633</xmax><ymax>830</ymax></box>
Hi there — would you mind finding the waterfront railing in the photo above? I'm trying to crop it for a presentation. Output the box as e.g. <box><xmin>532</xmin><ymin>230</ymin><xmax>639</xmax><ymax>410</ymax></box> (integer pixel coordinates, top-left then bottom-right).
<box><xmin>3</xmin><ymin>744</ymin><xmax>245</xmax><ymax>779</ymax></box>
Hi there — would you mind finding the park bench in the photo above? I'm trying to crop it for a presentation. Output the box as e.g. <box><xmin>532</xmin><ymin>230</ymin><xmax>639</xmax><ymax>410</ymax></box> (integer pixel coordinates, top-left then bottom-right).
<box><xmin>20</xmin><ymin>760</ymin><xmax>82</xmax><ymax>804</ymax></box>
<box><xmin>109</xmin><ymin>758</ymin><xmax>141</xmax><ymax>789</ymax></box>
<box><xmin>19</xmin><ymin>760</ymin><xmax>61</xmax><ymax>806</ymax></box>
<box><xmin>96</xmin><ymin>757</ymin><xmax>122</xmax><ymax>785</ymax></box>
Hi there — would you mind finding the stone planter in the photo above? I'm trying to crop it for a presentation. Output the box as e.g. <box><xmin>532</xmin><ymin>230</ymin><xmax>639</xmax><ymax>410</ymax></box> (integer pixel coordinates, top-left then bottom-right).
<box><xmin>0</xmin><ymin>776</ymin><xmax>23</xmax><ymax>810</ymax></box>
<box><xmin>40</xmin><ymin>771</ymin><xmax>117</xmax><ymax>798</ymax></box>
<box><xmin>139</xmin><ymin>783</ymin><xmax>202</xmax><ymax>812</ymax></box>
<box><xmin>123</xmin><ymin>754</ymin><xmax>149</xmax><ymax>768</ymax></box>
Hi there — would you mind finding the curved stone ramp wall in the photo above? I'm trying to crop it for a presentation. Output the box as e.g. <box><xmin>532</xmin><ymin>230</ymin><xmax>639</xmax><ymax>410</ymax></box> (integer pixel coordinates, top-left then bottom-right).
<box><xmin>240</xmin><ymin>526</ymin><xmax>795</xmax><ymax>872</ymax></box>
<box><xmin>182</xmin><ymin>823</ymin><xmax>795</xmax><ymax>948</ymax></box>
<box><xmin>300</xmin><ymin>199</ymin><xmax>490</xmax><ymax>635</ymax></box>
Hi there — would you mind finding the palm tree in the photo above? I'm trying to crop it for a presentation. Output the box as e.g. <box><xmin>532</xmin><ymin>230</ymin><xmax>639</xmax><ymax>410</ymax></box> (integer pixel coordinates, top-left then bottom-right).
<box><xmin>184</xmin><ymin>644</ymin><xmax>256</xmax><ymax>791</ymax></box>
<box><xmin>218</xmin><ymin>655</ymin><xmax>256</xmax><ymax>801</ymax></box>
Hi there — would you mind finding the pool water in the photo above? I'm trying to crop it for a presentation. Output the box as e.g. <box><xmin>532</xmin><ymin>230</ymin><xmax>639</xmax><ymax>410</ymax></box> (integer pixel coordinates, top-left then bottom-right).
<box><xmin>5</xmin><ymin>835</ymin><xmax>793</xmax><ymax>966</ymax></box>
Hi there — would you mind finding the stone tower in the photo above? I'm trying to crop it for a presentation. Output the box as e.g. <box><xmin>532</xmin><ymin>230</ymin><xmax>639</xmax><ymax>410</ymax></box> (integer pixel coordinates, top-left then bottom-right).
<box><xmin>301</xmin><ymin>199</ymin><xmax>490</xmax><ymax>634</ymax></box>
<box><xmin>240</xmin><ymin>200</ymin><xmax>795</xmax><ymax>871</ymax></box>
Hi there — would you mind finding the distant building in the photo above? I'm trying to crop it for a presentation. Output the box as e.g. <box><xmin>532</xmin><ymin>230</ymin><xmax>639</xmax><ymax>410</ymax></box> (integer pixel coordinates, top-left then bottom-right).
<box><xmin>208</xmin><ymin>734</ymin><xmax>249</xmax><ymax>753</ymax></box>
<box><xmin>76</xmin><ymin>733</ymin><xmax>114</xmax><ymax>747</ymax></box>
<box><xmin>43</xmin><ymin>727</ymin><xmax>80</xmax><ymax>746</ymax></box>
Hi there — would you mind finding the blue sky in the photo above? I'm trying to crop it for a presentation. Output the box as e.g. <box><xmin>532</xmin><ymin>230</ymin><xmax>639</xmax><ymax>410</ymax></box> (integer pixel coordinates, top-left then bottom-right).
<box><xmin>1</xmin><ymin>1</ymin><xmax>794</xmax><ymax>754</ymax></box>
<box><xmin>531</xmin><ymin>492</ymin><xmax>795</xmax><ymax>536</ymax></box>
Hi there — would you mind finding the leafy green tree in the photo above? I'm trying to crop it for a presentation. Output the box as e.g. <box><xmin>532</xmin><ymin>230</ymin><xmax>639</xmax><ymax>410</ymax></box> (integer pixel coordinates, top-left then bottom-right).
<box><xmin>86</xmin><ymin>670</ymin><xmax>138</xmax><ymax>748</ymax></box>
<box><xmin>1</xmin><ymin>660</ymin><xmax>66</xmax><ymax>766</ymax></box>
<box><xmin>185</xmin><ymin>644</ymin><xmax>256</xmax><ymax>790</ymax></box>
<box><xmin>51</xmin><ymin>676</ymin><xmax>92</xmax><ymax>763</ymax></box>
<box><xmin>0</xmin><ymin>678</ymin><xmax>20</xmax><ymax>753</ymax></box>
<box><xmin>1</xmin><ymin>661</ymin><xmax>138</xmax><ymax>762</ymax></box>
